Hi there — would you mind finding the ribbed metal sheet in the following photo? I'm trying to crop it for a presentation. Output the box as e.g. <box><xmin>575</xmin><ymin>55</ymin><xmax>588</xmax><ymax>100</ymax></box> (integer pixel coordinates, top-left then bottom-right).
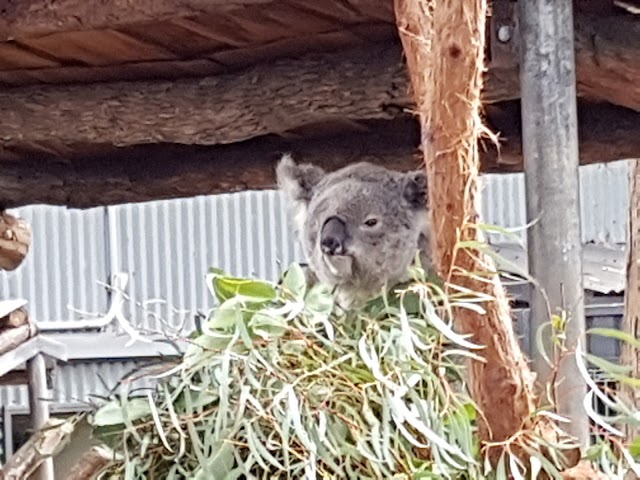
<box><xmin>0</xmin><ymin>360</ymin><xmax>153</xmax><ymax>411</ymax></box>
<box><xmin>480</xmin><ymin>160</ymin><xmax>631</xmax><ymax>246</ymax></box>
<box><xmin>0</xmin><ymin>205</ymin><xmax>109</xmax><ymax>322</ymax></box>
<box><xmin>106</xmin><ymin>191</ymin><xmax>305</xmax><ymax>333</ymax></box>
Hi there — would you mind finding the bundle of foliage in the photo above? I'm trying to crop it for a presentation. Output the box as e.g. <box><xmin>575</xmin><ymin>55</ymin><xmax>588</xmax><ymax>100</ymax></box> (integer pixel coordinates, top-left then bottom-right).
<box><xmin>88</xmin><ymin>263</ymin><xmax>491</xmax><ymax>479</ymax></box>
<box><xmin>87</xmin><ymin>262</ymin><xmax>640</xmax><ymax>479</ymax></box>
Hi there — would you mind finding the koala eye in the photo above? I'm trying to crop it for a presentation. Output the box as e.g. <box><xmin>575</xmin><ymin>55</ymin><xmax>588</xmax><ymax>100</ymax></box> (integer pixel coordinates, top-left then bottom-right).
<box><xmin>363</xmin><ymin>218</ymin><xmax>379</xmax><ymax>228</ymax></box>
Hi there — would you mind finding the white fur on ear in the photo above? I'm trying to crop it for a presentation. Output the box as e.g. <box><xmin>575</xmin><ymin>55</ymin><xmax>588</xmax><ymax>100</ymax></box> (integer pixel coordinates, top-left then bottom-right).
<box><xmin>275</xmin><ymin>154</ymin><xmax>326</xmax><ymax>235</ymax></box>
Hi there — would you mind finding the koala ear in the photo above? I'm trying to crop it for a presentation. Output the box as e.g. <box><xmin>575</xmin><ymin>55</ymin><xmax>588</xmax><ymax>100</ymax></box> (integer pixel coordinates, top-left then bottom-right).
<box><xmin>276</xmin><ymin>154</ymin><xmax>326</xmax><ymax>204</ymax></box>
<box><xmin>402</xmin><ymin>170</ymin><xmax>428</xmax><ymax>209</ymax></box>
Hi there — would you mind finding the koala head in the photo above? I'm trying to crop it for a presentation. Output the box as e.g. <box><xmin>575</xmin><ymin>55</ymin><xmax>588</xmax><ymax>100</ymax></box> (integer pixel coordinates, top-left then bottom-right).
<box><xmin>276</xmin><ymin>154</ymin><xmax>432</xmax><ymax>308</ymax></box>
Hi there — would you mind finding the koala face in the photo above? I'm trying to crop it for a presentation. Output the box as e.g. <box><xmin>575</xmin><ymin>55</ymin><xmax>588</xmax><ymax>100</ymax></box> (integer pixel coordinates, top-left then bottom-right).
<box><xmin>277</xmin><ymin>154</ymin><xmax>431</xmax><ymax>308</ymax></box>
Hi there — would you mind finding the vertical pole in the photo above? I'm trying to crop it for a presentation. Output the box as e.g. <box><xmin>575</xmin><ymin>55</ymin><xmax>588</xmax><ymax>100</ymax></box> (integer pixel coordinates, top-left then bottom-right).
<box><xmin>518</xmin><ymin>0</ymin><xmax>589</xmax><ymax>445</ymax></box>
<box><xmin>621</xmin><ymin>159</ymin><xmax>640</xmax><ymax>439</ymax></box>
<box><xmin>28</xmin><ymin>353</ymin><xmax>54</xmax><ymax>480</ymax></box>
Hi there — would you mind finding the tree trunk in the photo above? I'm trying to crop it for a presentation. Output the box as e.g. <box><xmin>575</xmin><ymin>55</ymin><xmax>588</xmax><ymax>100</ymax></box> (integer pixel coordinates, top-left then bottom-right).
<box><xmin>621</xmin><ymin>159</ymin><xmax>640</xmax><ymax>441</ymax></box>
<box><xmin>395</xmin><ymin>0</ymin><xmax>536</xmax><ymax>444</ymax></box>
<box><xmin>390</xmin><ymin>4</ymin><xmax>582</xmax><ymax>469</ymax></box>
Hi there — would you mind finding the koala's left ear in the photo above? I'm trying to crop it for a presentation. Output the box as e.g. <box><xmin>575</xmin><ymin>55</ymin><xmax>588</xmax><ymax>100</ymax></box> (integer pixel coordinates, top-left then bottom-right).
<box><xmin>276</xmin><ymin>154</ymin><xmax>326</xmax><ymax>204</ymax></box>
<box><xmin>402</xmin><ymin>170</ymin><xmax>428</xmax><ymax>209</ymax></box>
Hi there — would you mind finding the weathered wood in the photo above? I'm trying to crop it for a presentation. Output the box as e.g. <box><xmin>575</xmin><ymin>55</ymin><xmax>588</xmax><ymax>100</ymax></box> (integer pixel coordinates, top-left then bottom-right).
<box><xmin>620</xmin><ymin>159</ymin><xmax>640</xmax><ymax>440</ymax></box>
<box><xmin>0</xmin><ymin>13</ymin><xmax>638</xmax><ymax>150</ymax></box>
<box><xmin>0</xmin><ymin>102</ymin><xmax>638</xmax><ymax>209</ymax></box>
<box><xmin>0</xmin><ymin>0</ymin><xmax>269</xmax><ymax>39</ymax></box>
<box><xmin>0</xmin><ymin>418</ymin><xmax>76</xmax><ymax>480</ymax></box>
<box><xmin>0</xmin><ymin>45</ymin><xmax>409</xmax><ymax>149</ymax></box>
<box><xmin>575</xmin><ymin>14</ymin><xmax>640</xmax><ymax>113</ymax></box>
<box><xmin>0</xmin><ymin>212</ymin><xmax>32</xmax><ymax>270</ymax></box>
<box><xmin>0</xmin><ymin>368</ymin><xmax>30</xmax><ymax>385</ymax></box>
<box><xmin>0</xmin><ymin>307</ymin><xmax>29</xmax><ymax>329</ymax></box>
<box><xmin>0</xmin><ymin>324</ymin><xmax>32</xmax><ymax>356</ymax></box>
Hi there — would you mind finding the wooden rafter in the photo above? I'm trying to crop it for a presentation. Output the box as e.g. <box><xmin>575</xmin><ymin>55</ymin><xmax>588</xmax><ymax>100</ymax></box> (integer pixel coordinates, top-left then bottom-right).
<box><xmin>0</xmin><ymin>101</ymin><xmax>636</xmax><ymax>208</ymax></box>
<box><xmin>0</xmin><ymin>0</ymin><xmax>270</xmax><ymax>40</ymax></box>
<box><xmin>0</xmin><ymin>12</ymin><xmax>638</xmax><ymax>151</ymax></box>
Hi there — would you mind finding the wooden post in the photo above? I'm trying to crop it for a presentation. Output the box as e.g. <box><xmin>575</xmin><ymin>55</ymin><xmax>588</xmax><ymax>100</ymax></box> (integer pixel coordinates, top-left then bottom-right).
<box><xmin>27</xmin><ymin>353</ymin><xmax>54</xmax><ymax>480</ymax></box>
<box><xmin>621</xmin><ymin>159</ymin><xmax>640</xmax><ymax>440</ymax></box>
<box><xmin>518</xmin><ymin>0</ymin><xmax>589</xmax><ymax>445</ymax></box>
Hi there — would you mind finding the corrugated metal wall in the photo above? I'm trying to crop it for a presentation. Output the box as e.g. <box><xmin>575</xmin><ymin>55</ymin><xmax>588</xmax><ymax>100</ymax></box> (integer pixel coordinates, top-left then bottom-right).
<box><xmin>1</xmin><ymin>360</ymin><xmax>154</xmax><ymax>411</ymax></box>
<box><xmin>106</xmin><ymin>191</ymin><xmax>304</xmax><ymax>334</ymax></box>
<box><xmin>481</xmin><ymin>159</ymin><xmax>630</xmax><ymax>246</ymax></box>
<box><xmin>0</xmin><ymin>162</ymin><xmax>631</xmax><ymax>411</ymax></box>
<box><xmin>0</xmin><ymin>206</ymin><xmax>109</xmax><ymax>323</ymax></box>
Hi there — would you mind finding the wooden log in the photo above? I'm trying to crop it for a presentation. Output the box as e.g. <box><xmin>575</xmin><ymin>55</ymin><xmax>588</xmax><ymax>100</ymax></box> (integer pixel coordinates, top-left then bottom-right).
<box><xmin>0</xmin><ymin>307</ymin><xmax>29</xmax><ymax>329</ymax></box>
<box><xmin>0</xmin><ymin>419</ymin><xmax>76</xmax><ymax>480</ymax></box>
<box><xmin>0</xmin><ymin>212</ymin><xmax>32</xmax><ymax>270</ymax></box>
<box><xmin>0</xmin><ymin>0</ymin><xmax>269</xmax><ymax>40</ymax></box>
<box><xmin>0</xmin><ymin>324</ymin><xmax>32</xmax><ymax>356</ymax></box>
<box><xmin>0</xmin><ymin>45</ymin><xmax>410</xmax><ymax>149</ymax></box>
<box><xmin>0</xmin><ymin>13</ymin><xmax>638</xmax><ymax>150</ymax></box>
<box><xmin>0</xmin><ymin>101</ymin><xmax>638</xmax><ymax>209</ymax></box>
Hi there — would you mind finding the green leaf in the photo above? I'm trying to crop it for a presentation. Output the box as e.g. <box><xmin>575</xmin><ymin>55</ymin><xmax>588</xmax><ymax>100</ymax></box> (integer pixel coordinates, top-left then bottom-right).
<box><xmin>249</xmin><ymin>311</ymin><xmax>288</xmax><ymax>340</ymax></box>
<box><xmin>629</xmin><ymin>436</ymin><xmax>640</xmax><ymax>459</ymax></box>
<box><xmin>208</xmin><ymin>298</ymin><xmax>245</xmax><ymax>330</ymax></box>
<box><xmin>282</xmin><ymin>263</ymin><xmax>307</xmax><ymax>298</ymax></box>
<box><xmin>209</xmin><ymin>270</ymin><xmax>276</xmax><ymax>303</ymax></box>
<box><xmin>587</xmin><ymin>327</ymin><xmax>640</xmax><ymax>349</ymax></box>
<box><xmin>92</xmin><ymin>398</ymin><xmax>151</xmax><ymax>427</ymax></box>
<box><xmin>304</xmin><ymin>283</ymin><xmax>334</xmax><ymax>317</ymax></box>
<box><xmin>193</xmin><ymin>441</ymin><xmax>235</xmax><ymax>480</ymax></box>
<box><xmin>583</xmin><ymin>352</ymin><xmax>633</xmax><ymax>376</ymax></box>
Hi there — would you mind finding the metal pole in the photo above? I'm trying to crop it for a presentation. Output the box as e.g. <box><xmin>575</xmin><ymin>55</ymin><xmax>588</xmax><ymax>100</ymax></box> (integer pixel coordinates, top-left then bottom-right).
<box><xmin>28</xmin><ymin>353</ymin><xmax>54</xmax><ymax>480</ymax></box>
<box><xmin>518</xmin><ymin>0</ymin><xmax>589</xmax><ymax>445</ymax></box>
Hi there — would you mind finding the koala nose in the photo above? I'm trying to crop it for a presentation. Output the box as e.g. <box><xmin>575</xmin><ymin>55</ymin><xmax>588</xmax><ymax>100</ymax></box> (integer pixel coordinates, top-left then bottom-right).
<box><xmin>320</xmin><ymin>216</ymin><xmax>347</xmax><ymax>255</ymax></box>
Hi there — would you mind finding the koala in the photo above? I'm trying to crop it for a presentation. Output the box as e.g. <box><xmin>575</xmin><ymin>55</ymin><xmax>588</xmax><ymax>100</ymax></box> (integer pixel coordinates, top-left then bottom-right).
<box><xmin>276</xmin><ymin>154</ymin><xmax>432</xmax><ymax>309</ymax></box>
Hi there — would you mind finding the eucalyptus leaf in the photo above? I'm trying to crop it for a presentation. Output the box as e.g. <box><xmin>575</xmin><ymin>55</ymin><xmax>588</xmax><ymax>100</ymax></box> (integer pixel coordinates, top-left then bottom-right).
<box><xmin>93</xmin><ymin>398</ymin><xmax>152</xmax><ymax>427</ymax></box>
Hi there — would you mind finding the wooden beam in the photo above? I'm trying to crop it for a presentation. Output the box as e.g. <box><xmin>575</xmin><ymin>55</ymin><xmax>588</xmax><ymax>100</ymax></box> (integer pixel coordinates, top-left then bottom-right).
<box><xmin>0</xmin><ymin>324</ymin><xmax>32</xmax><ymax>356</ymax></box>
<box><xmin>0</xmin><ymin>212</ymin><xmax>32</xmax><ymax>271</ymax></box>
<box><xmin>0</xmin><ymin>13</ymin><xmax>638</xmax><ymax>150</ymax></box>
<box><xmin>0</xmin><ymin>102</ymin><xmax>637</xmax><ymax>208</ymax></box>
<box><xmin>0</xmin><ymin>0</ymin><xmax>270</xmax><ymax>40</ymax></box>
<box><xmin>0</xmin><ymin>307</ymin><xmax>29</xmax><ymax>329</ymax></box>
<box><xmin>0</xmin><ymin>45</ymin><xmax>410</xmax><ymax>148</ymax></box>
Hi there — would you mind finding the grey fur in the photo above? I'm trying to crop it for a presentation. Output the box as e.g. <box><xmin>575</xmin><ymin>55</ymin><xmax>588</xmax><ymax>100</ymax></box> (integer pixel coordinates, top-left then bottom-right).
<box><xmin>276</xmin><ymin>154</ymin><xmax>432</xmax><ymax>309</ymax></box>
